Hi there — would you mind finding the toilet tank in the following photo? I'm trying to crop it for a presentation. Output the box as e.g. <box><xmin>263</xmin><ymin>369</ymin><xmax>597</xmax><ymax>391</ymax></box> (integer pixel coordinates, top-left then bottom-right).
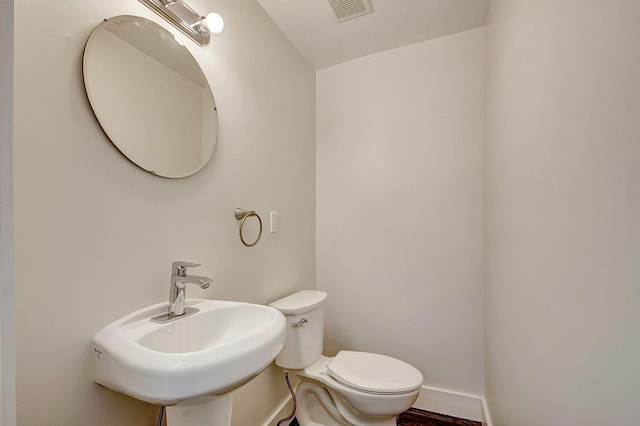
<box><xmin>269</xmin><ymin>290</ymin><xmax>327</xmax><ymax>369</ymax></box>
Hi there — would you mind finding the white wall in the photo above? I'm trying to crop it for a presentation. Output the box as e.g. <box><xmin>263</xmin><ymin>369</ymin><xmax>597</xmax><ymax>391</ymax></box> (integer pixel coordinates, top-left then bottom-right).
<box><xmin>317</xmin><ymin>28</ymin><xmax>485</xmax><ymax>395</ymax></box>
<box><xmin>13</xmin><ymin>0</ymin><xmax>315</xmax><ymax>425</ymax></box>
<box><xmin>0</xmin><ymin>0</ymin><xmax>16</xmax><ymax>424</ymax></box>
<box><xmin>485</xmin><ymin>1</ymin><xmax>640</xmax><ymax>424</ymax></box>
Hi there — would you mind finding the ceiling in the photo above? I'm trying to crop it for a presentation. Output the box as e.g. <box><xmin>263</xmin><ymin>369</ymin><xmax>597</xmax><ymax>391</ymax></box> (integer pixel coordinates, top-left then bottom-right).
<box><xmin>256</xmin><ymin>0</ymin><xmax>492</xmax><ymax>69</ymax></box>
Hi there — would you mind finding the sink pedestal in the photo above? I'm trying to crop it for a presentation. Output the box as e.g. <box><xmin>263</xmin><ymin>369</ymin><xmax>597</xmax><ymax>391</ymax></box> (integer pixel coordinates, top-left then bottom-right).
<box><xmin>166</xmin><ymin>394</ymin><xmax>233</xmax><ymax>426</ymax></box>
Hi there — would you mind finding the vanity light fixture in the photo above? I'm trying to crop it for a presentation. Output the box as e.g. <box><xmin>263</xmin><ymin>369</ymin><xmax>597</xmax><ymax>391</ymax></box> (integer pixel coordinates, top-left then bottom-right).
<box><xmin>139</xmin><ymin>0</ymin><xmax>224</xmax><ymax>46</ymax></box>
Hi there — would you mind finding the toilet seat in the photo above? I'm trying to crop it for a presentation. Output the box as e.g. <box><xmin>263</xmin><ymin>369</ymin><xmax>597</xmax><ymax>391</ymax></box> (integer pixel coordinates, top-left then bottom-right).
<box><xmin>295</xmin><ymin>354</ymin><xmax>423</xmax><ymax>425</ymax></box>
<box><xmin>327</xmin><ymin>351</ymin><xmax>423</xmax><ymax>395</ymax></box>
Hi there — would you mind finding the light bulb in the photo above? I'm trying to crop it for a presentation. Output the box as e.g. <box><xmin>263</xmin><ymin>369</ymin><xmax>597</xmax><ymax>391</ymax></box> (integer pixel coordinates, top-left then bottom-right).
<box><xmin>204</xmin><ymin>12</ymin><xmax>224</xmax><ymax>34</ymax></box>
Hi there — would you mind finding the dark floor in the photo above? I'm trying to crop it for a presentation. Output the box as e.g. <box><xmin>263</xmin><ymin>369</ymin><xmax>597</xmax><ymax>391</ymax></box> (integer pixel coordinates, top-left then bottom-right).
<box><xmin>287</xmin><ymin>407</ymin><xmax>481</xmax><ymax>426</ymax></box>
<box><xmin>398</xmin><ymin>408</ymin><xmax>481</xmax><ymax>426</ymax></box>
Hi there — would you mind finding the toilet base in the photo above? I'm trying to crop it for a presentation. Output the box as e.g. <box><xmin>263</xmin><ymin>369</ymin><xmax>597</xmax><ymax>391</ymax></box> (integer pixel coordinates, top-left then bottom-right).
<box><xmin>295</xmin><ymin>380</ymin><xmax>398</xmax><ymax>426</ymax></box>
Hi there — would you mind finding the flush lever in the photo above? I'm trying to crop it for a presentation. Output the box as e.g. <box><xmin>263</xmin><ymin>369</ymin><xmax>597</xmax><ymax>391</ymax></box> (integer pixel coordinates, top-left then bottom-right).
<box><xmin>291</xmin><ymin>318</ymin><xmax>308</xmax><ymax>328</ymax></box>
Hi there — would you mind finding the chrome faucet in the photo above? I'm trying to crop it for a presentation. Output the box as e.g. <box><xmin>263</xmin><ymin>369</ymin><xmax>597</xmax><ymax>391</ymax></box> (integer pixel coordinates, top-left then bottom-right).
<box><xmin>151</xmin><ymin>261</ymin><xmax>212</xmax><ymax>323</ymax></box>
<box><xmin>169</xmin><ymin>261</ymin><xmax>212</xmax><ymax>316</ymax></box>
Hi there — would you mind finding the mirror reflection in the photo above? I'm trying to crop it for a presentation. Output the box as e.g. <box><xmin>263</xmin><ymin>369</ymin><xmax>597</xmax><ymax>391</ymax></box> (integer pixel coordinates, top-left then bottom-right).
<box><xmin>83</xmin><ymin>15</ymin><xmax>218</xmax><ymax>178</ymax></box>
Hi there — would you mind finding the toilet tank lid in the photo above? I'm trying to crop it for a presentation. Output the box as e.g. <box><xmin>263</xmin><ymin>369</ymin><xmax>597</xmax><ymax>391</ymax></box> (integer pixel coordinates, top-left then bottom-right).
<box><xmin>269</xmin><ymin>290</ymin><xmax>327</xmax><ymax>315</ymax></box>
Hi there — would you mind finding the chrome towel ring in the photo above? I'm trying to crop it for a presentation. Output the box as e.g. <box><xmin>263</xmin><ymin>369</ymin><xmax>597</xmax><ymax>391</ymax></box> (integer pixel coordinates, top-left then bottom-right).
<box><xmin>235</xmin><ymin>208</ymin><xmax>262</xmax><ymax>247</ymax></box>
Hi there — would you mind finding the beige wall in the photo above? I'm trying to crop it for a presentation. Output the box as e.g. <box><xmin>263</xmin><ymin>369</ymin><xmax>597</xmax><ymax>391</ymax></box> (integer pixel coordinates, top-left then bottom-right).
<box><xmin>485</xmin><ymin>1</ymin><xmax>640</xmax><ymax>424</ymax></box>
<box><xmin>1</xmin><ymin>0</ymin><xmax>15</xmax><ymax>424</ymax></box>
<box><xmin>317</xmin><ymin>28</ymin><xmax>485</xmax><ymax>395</ymax></box>
<box><xmin>13</xmin><ymin>0</ymin><xmax>315</xmax><ymax>425</ymax></box>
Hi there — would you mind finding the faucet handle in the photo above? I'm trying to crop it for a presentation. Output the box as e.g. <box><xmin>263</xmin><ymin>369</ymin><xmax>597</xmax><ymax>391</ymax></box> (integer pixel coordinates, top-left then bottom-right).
<box><xmin>172</xmin><ymin>261</ymin><xmax>201</xmax><ymax>276</ymax></box>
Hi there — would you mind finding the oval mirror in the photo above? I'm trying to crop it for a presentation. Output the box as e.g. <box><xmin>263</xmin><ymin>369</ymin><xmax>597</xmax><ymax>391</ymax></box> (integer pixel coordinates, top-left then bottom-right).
<box><xmin>82</xmin><ymin>15</ymin><xmax>218</xmax><ymax>178</ymax></box>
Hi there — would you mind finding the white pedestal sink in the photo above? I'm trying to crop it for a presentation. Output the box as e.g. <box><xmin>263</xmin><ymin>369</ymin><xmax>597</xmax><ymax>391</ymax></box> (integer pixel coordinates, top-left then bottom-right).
<box><xmin>92</xmin><ymin>299</ymin><xmax>286</xmax><ymax>425</ymax></box>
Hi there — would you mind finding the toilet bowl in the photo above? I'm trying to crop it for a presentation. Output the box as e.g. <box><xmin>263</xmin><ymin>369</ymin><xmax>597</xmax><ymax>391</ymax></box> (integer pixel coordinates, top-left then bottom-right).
<box><xmin>269</xmin><ymin>291</ymin><xmax>423</xmax><ymax>426</ymax></box>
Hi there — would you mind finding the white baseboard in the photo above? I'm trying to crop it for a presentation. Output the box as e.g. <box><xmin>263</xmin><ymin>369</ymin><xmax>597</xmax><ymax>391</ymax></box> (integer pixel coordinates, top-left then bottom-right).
<box><xmin>413</xmin><ymin>385</ymin><xmax>484</xmax><ymax>423</ymax></box>
<box><xmin>264</xmin><ymin>385</ymin><xmax>493</xmax><ymax>426</ymax></box>
<box><xmin>481</xmin><ymin>397</ymin><xmax>493</xmax><ymax>426</ymax></box>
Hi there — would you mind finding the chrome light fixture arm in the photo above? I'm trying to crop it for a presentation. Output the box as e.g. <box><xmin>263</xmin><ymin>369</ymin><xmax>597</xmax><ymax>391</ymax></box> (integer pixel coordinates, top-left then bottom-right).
<box><xmin>139</xmin><ymin>0</ymin><xmax>223</xmax><ymax>46</ymax></box>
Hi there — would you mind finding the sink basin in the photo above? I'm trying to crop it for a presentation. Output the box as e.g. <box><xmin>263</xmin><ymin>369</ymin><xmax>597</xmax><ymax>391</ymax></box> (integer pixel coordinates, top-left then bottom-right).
<box><xmin>92</xmin><ymin>299</ymin><xmax>286</xmax><ymax>405</ymax></box>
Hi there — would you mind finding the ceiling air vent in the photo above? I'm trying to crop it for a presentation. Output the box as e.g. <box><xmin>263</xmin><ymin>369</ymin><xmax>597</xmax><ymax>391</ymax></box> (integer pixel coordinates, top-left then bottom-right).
<box><xmin>328</xmin><ymin>0</ymin><xmax>374</xmax><ymax>23</ymax></box>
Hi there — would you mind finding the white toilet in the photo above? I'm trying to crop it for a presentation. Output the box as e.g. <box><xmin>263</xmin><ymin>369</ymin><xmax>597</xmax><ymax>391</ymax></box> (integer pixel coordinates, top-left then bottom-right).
<box><xmin>269</xmin><ymin>290</ymin><xmax>423</xmax><ymax>426</ymax></box>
